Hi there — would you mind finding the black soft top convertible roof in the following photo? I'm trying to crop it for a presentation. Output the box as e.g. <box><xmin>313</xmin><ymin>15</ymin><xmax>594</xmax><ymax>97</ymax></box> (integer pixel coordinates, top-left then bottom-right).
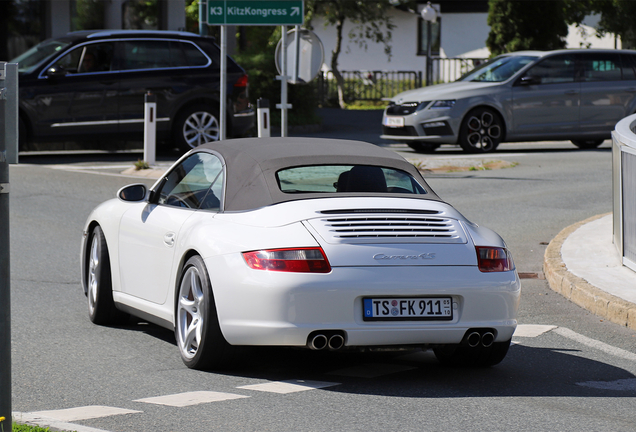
<box><xmin>196</xmin><ymin>137</ymin><xmax>441</xmax><ymax>212</ymax></box>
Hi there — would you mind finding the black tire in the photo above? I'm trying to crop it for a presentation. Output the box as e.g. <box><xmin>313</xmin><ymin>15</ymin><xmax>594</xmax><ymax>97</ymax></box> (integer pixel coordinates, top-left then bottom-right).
<box><xmin>175</xmin><ymin>255</ymin><xmax>235</xmax><ymax>370</ymax></box>
<box><xmin>86</xmin><ymin>226</ymin><xmax>127</xmax><ymax>325</ymax></box>
<box><xmin>458</xmin><ymin>107</ymin><xmax>503</xmax><ymax>153</ymax></box>
<box><xmin>571</xmin><ymin>139</ymin><xmax>604</xmax><ymax>149</ymax></box>
<box><xmin>173</xmin><ymin>104</ymin><xmax>221</xmax><ymax>153</ymax></box>
<box><xmin>407</xmin><ymin>142</ymin><xmax>440</xmax><ymax>153</ymax></box>
<box><xmin>433</xmin><ymin>339</ymin><xmax>511</xmax><ymax>367</ymax></box>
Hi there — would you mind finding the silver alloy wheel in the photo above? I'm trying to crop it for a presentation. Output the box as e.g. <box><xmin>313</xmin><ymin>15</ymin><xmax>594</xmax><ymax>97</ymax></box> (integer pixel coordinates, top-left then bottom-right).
<box><xmin>87</xmin><ymin>234</ymin><xmax>100</xmax><ymax>316</ymax></box>
<box><xmin>177</xmin><ymin>266</ymin><xmax>205</xmax><ymax>360</ymax></box>
<box><xmin>466</xmin><ymin>111</ymin><xmax>501</xmax><ymax>151</ymax></box>
<box><xmin>182</xmin><ymin>111</ymin><xmax>220</xmax><ymax>148</ymax></box>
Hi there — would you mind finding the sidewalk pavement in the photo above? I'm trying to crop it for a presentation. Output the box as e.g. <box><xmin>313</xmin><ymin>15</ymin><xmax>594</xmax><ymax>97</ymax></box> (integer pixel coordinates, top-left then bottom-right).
<box><xmin>544</xmin><ymin>213</ymin><xmax>636</xmax><ymax>331</ymax></box>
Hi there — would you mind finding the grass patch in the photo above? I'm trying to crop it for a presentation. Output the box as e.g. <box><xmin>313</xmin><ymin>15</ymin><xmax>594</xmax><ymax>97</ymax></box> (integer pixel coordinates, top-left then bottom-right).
<box><xmin>12</xmin><ymin>424</ymin><xmax>55</xmax><ymax>432</ymax></box>
<box><xmin>134</xmin><ymin>159</ymin><xmax>150</xmax><ymax>170</ymax></box>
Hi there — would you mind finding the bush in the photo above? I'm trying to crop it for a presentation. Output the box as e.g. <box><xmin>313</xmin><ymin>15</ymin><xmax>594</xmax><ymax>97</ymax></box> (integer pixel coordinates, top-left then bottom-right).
<box><xmin>233</xmin><ymin>27</ymin><xmax>320</xmax><ymax>126</ymax></box>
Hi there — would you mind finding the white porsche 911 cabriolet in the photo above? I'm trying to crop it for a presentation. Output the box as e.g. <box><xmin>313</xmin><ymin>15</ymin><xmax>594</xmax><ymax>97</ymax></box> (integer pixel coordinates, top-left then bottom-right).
<box><xmin>81</xmin><ymin>137</ymin><xmax>520</xmax><ymax>370</ymax></box>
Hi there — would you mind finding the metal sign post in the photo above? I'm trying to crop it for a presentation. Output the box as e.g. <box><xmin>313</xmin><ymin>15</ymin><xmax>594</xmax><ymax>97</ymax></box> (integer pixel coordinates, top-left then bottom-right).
<box><xmin>206</xmin><ymin>0</ymin><xmax>304</xmax><ymax>139</ymax></box>
<box><xmin>0</xmin><ymin>61</ymin><xmax>17</xmax><ymax>430</ymax></box>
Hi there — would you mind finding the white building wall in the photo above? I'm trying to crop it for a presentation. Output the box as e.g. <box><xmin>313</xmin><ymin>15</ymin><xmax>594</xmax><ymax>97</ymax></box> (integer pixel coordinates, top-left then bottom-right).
<box><xmin>312</xmin><ymin>8</ymin><xmax>418</xmax><ymax>72</ymax></box>
<box><xmin>166</xmin><ymin>0</ymin><xmax>186</xmax><ymax>31</ymax></box>
<box><xmin>312</xmin><ymin>9</ymin><xmax>622</xmax><ymax>72</ymax></box>
<box><xmin>440</xmin><ymin>13</ymin><xmax>489</xmax><ymax>58</ymax></box>
<box><xmin>49</xmin><ymin>0</ymin><xmax>71</xmax><ymax>38</ymax></box>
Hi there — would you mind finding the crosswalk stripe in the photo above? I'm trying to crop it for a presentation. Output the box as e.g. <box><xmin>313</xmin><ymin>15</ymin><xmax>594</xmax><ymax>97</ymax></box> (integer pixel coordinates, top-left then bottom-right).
<box><xmin>134</xmin><ymin>391</ymin><xmax>249</xmax><ymax>407</ymax></box>
<box><xmin>514</xmin><ymin>324</ymin><xmax>557</xmax><ymax>337</ymax></box>
<box><xmin>25</xmin><ymin>406</ymin><xmax>141</xmax><ymax>422</ymax></box>
<box><xmin>237</xmin><ymin>379</ymin><xmax>340</xmax><ymax>394</ymax></box>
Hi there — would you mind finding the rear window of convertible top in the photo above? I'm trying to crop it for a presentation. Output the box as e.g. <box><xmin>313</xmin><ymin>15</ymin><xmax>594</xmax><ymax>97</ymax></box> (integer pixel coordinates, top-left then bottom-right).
<box><xmin>276</xmin><ymin>165</ymin><xmax>427</xmax><ymax>194</ymax></box>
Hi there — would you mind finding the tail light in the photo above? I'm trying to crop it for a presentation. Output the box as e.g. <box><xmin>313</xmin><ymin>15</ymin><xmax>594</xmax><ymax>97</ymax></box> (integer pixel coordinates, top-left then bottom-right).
<box><xmin>476</xmin><ymin>247</ymin><xmax>514</xmax><ymax>272</ymax></box>
<box><xmin>242</xmin><ymin>247</ymin><xmax>331</xmax><ymax>273</ymax></box>
<box><xmin>234</xmin><ymin>74</ymin><xmax>248</xmax><ymax>89</ymax></box>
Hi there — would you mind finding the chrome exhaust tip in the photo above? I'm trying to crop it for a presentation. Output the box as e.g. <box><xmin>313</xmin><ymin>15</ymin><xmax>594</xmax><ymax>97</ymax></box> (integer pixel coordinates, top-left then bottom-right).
<box><xmin>308</xmin><ymin>334</ymin><xmax>328</xmax><ymax>350</ymax></box>
<box><xmin>481</xmin><ymin>332</ymin><xmax>495</xmax><ymax>348</ymax></box>
<box><xmin>466</xmin><ymin>331</ymin><xmax>481</xmax><ymax>348</ymax></box>
<box><xmin>328</xmin><ymin>334</ymin><xmax>345</xmax><ymax>351</ymax></box>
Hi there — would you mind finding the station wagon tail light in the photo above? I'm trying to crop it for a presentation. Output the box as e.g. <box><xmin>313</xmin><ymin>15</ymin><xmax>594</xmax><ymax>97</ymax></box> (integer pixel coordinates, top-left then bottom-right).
<box><xmin>234</xmin><ymin>74</ymin><xmax>248</xmax><ymax>88</ymax></box>
<box><xmin>476</xmin><ymin>247</ymin><xmax>515</xmax><ymax>272</ymax></box>
<box><xmin>243</xmin><ymin>248</ymin><xmax>331</xmax><ymax>273</ymax></box>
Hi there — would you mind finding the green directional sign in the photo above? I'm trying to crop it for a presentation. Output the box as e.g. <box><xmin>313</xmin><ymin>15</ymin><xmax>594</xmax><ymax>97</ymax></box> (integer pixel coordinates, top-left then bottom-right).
<box><xmin>207</xmin><ymin>1</ymin><xmax>304</xmax><ymax>25</ymax></box>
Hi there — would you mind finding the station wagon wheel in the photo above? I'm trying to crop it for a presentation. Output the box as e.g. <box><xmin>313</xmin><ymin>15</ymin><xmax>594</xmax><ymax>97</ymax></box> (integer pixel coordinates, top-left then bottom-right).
<box><xmin>173</xmin><ymin>104</ymin><xmax>220</xmax><ymax>153</ymax></box>
<box><xmin>571</xmin><ymin>139</ymin><xmax>604</xmax><ymax>149</ymax></box>
<box><xmin>458</xmin><ymin>107</ymin><xmax>503</xmax><ymax>153</ymax></box>
<box><xmin>176</xmin><ymin>255</ymin><xmax>235</xmax><ymax>370</ymax></box>
<box><xmin>87</xmin><ymin>225</ymin><xmax>127</xmax><ymax>325</ymax></box>
<box><xmin>407</xmin><ymin>142</ymin><xmax>440</xmax><ymax>154</ymax></box>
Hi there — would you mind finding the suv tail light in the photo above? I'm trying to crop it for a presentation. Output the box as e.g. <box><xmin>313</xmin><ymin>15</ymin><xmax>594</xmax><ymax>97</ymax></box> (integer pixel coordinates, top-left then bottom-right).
<box><xmin>234</xmin><ymin>74</ymin><xmax>248</xmax><ymax>88</ymax></box>
<box><xmin>242</xmin><ymin>248</ymin><xmax>331</xmax><ymax>273</ymax></box>
<box><xmin>476</xmin><ymin>247</ymin><xmax>514</xmax><ymax>272</ymax></box>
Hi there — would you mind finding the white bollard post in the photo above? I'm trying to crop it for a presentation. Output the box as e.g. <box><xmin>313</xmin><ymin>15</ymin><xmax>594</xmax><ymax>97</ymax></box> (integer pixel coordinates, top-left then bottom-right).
<box><xmin>144</xmin><ymin>92</ymin><xmax>156</xmax><ymax>164</ymax></box>
<box><xmin>257</xmin><ymin>98</ymin><xmax>270</xmax><ymax>138</ymax></box>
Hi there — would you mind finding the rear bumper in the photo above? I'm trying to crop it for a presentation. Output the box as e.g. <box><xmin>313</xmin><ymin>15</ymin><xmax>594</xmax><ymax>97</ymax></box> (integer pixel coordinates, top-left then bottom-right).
<box><xmin>205</xmin><ymin>255</ymin><xmax>521</xmax><ymax>348</ymax></box>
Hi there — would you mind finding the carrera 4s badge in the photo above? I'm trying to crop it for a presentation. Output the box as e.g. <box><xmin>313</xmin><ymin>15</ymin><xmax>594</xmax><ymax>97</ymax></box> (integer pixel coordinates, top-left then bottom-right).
<box><xmin>373</xmin><ymin>253</ymin><xmax>436</xmax><ymax>260</ymax></box>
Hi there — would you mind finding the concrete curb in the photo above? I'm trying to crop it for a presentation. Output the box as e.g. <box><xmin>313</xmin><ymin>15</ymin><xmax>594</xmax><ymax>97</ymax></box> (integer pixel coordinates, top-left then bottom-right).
<box><xmin>543</xmin><ymin>213</ymin><xmax>636</xmax><ymax>331</ymax></box>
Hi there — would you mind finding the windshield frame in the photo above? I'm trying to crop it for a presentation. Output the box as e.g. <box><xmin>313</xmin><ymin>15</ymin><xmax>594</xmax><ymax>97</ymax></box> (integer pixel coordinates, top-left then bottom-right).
<box><xmin>458</xmin><ymin>54</ymin><xmax>539</xmax><ymax>83</ymax></box>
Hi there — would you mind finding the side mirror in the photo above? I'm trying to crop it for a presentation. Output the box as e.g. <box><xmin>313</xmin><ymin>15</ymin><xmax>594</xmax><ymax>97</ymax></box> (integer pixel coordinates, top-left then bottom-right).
<box><xmin>46</xmin><ymin>66</ymin><xmax>67</xmax><ymax>78</ymax></box>
<box><xmin>518</xmin><ymin>75</ymin><xmax>540</xmax><ymax>86</ymax></box>
<box><xmin>118</xmin><ymin>184</ymin><xmax>147</xmax><ymax>202</ymax></box>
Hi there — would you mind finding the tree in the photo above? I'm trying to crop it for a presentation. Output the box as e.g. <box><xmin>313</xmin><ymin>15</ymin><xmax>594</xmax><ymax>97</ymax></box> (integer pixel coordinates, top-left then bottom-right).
<box><xmin>591</xmin><ymin>0</ymin><xmax>636</xmax><ymax>49</ymax></box>
<box><xmin>486</xmin><ymin>0</ymin><xmax>589</xmax><ymax>56</ymax></box>
<box><xmin>306</xmin><ymin>0</ymin><xmax>396</xmax><ymax>108</ymax></box>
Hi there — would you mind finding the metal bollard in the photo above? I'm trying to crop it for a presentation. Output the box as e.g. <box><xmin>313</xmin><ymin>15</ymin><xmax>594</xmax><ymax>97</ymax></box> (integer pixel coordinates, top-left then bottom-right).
<box><xmin>144</xmin><ymin>92</ymin><xmax>156</xmax><ymax>165</ymax></box>
<box><xmin>257</xmin><ymin>98</ymin><xmax>271</xmax><ymax>138</ymax></box>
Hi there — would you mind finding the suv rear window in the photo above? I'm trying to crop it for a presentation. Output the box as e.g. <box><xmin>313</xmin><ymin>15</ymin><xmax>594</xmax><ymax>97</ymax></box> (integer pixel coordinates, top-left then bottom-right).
<box><xmin>276</xmin><ymin>165</ymin><xmax>427</xmax><ymax>194</ymax></box>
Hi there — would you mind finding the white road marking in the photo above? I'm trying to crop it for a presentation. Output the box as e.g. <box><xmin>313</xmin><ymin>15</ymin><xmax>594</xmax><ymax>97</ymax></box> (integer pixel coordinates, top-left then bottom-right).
<box><xmin>13</xmin><ymin>411</ymin><xmax>113</xmax><ymax>432</ymax></box>
<box><xmin>49</xmin><ymin>164</ymin><xmax>136</xmax><ymax>170</ymax></box>
<box><xmin>554</xmin><ymin>327</ymin><xmax>636</xmax><ymax>361</ymax></box>
<box><xmin>327</xmin><ymin>363</ymin><xmax>417</xmax><ymax>378</ymax></box>
<box><xmin>576</xmin><ymin>378</ymin><xmax>636</xmax><ymax>392</ymax></box>
<box><xmin>237</xmin><ymin>379</ymin><xmax>340</xmax><ymax>394</ymax></box>
<box><xmin>134</xmin><ymin>391</ymin><xmax>249</xmax><ymax>407</ymax></box>
<box><xmin>514</xmin><ymin>324</ymin><xmax>557</xmax><ymax>337</ymax></box>
<box><xmin>25</xmin><ymin>405</ymin><xmax>141</xmax><ymax>422</ymax></box>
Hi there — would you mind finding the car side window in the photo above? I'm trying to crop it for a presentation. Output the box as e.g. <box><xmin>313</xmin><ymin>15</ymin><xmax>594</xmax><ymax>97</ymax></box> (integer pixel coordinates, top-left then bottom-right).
<box><xmin>53</xmin><ymin>42</ymin><xmax>115</xmax><ymax>74</ymax></box>
<box><xmin>522</xmin><ymin>54</ymin><xmax>576</xmax><ymax>84</ymax></box>
<box><xmin>157</xmin><ymin>153</ymin><xmax>224</xmax><ymax>210</ymax></box>
<box><xmin>120</xmin><ymin>40</ymin><xmax>209</xmax><ymax>70</ymax></box>
<box><xmin>579</xmin><ymin>53</ymin><xmax>622</xmax><ymax>82</ymax></box>
<box><xmin>620</xmin><ymin>54</ymin><xmax>636</xmax><ymax>81</ymax></box>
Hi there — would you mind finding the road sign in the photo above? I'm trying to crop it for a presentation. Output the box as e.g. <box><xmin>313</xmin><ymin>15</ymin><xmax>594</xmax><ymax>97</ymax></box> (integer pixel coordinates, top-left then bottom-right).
<box><xmin>275</xmin><ymin>28</ymin><xmax>324</xmax><ymax>84</ymax></box>
<box><xmin>207</xmin><ymin>1</ymin><xmax>304</xmax><ymax>25</ymax></box>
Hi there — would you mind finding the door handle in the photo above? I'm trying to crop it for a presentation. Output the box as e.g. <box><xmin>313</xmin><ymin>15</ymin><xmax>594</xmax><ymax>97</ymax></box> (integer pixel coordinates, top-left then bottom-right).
<box><xmin>164</xmin><ymin>232</ymin><xmax>176</xmax><ymax>247</ymax></box>
<box><xmin>626</xmin><ymin>88</ymin><xmax>636</xmax><ymax>93</ymax></box>
<box><xmin>564</xmin><ymin>90</ymin><xmax>579</xmax><ymax>95</ymax></box>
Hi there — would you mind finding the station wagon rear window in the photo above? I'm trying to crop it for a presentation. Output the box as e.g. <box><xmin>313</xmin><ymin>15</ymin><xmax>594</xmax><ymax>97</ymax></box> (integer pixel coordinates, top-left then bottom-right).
<box><xmin>276</xmin><ymin>165</ymin><xmax>427</xmax><ymax>194</ymax></box>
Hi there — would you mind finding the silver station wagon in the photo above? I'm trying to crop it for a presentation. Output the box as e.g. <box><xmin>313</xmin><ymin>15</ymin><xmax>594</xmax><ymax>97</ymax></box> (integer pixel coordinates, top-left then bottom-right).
<box><xmin>382</xmin><ymin>49</ymin><xmax>636</xmax><ymax>153</ymax></box>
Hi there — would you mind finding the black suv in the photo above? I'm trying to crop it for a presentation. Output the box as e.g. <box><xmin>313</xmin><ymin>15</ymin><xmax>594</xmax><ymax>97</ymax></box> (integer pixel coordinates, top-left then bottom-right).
<box><xmin>11</xmin><ymin>30</ymin><xmax>255</xmax><ymax>152</ymax></box>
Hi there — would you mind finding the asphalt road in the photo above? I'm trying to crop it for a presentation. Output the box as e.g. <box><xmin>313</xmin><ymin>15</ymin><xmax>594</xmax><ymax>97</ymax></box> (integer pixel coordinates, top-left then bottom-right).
<box><xmin>7</xmin><ymin>137</ymin><xmax>636</xmax><ymax>432</ymax></box>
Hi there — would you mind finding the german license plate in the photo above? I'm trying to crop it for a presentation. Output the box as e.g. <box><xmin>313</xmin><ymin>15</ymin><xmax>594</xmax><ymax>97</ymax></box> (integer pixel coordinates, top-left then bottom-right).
<box><xmin>363</xmin><ymin>297</ymin><xmax>453</xmax><ymax>321</ymax></box>
<box><xmin>383</xmin><ymin>116</ymin><xmax>404</xmax><ymax>127</ymax></box>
